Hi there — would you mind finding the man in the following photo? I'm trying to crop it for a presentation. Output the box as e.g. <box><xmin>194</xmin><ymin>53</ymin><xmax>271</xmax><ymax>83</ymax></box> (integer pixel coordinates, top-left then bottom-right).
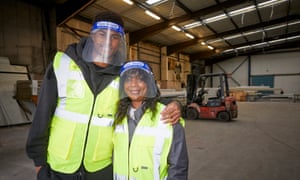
<box><xmin>26</xmin><ymin>11</ymin><xmax>181</xmax><ymax>180</ymax></box>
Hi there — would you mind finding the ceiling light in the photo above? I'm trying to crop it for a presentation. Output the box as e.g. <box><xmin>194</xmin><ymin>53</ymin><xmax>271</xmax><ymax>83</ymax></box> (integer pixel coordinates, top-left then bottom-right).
<box><xmin>207</xmin><ymin>45</ymin><xmax>214</xmax><ymax>50</ymax></box>
<box><xmin>145</xmin><ymin>10</ymin><xmax>161</xmax><ymax>20</ymax></box>
<box><xmin>183</xmin><ymin>21</ymin><xmax>202</xmax><ymax>29</ymax></box>
<box><xmin>288</xmin><ymin>20</ymin><xmax>300</xmax><ymax>26</ymax></box>
<box><xmin>203</xmin><ymin>14</ymin><xmax>227</xmax><ymax>24</ymax></box>
<box><xmin>228</xmin><ymin>5</ymin><xmax>256</xmax><ymax>17</ymax></box>
<box><xmin>201</xmin><ymin>42</ymin><xmax>206</xmax><ymax>45</ymax></box>
<box><xmin>208</xmin><ymin>20</ymin><xmax>299</xmax><ymax>44</ymax></box>
<box><xmin>171</xmin><ymin>25</ymin><xmax>181</xmax><ymax>31</ymax></box>
<box><xmin>146</xmin><ymin>0</ymin><xmax>168</xmax><ymax>6</ymax></box>
<box><xmin>185</xmin><ymin>33</ymin><xmax>194</xmax><ymax>39</ymax></box>
<box><xmin>236</xmin><ymin>45</ymin><xmax>251</xmax><ymax>50</ymax></box>
<box><xmin>123</xmin><ymin>0</ymin><xmax>133</xmax><ymax>5</ymax></box>
<box><xmin>265</xmin><ymin>20</ymin><xmax>300</xmax><ymax>31</ymax></box>
<box><xmin>286</xmin><ymin>35</ymin><xmax>300</xmax><ymax>40</ymax></box>
<box><xmin>223</xmin><ymin>33</ymin><xmax>243</xmax><ymax>40</ymax></box>
<box><xmin>221</xmin><ymin>34</ymin><xmax>300</xmax><ymax>54</ymax></box>
<box><xmin>264</xmin><ymin>24</ymin><xmax>286</xmax><ymax>31</ymax></box>
<box><xmin>206</xmin><ymin>38</ymin><xmax>223</xmax><ymax>44</ymax></box>
<box><xmin>258</xmin><ymin>0</ymin><xmax>288</xmax><ymax>8</ymax></box>
<box><xmin>202</xmin><ymin>0</ymin><xmax>288</xmax><ymax>25</ymax></box>
<box><xmin>269</xmin><ymin>38</ymin><xmax>286</xmax><ymax>44</ymax></box>
<box><xmin>252</xmin><ymin>42</ymin><xmax>268</xmax><ymax>48</ymax></box>
<box><xmin>223</xmin><ymin>49</ymin><xmax>234</xmax><ymax>53</ymax></box>
<box><xmin>243</xmin><ymin>29</ymin><xmax>262</xmax><ymax>36</ymax></box>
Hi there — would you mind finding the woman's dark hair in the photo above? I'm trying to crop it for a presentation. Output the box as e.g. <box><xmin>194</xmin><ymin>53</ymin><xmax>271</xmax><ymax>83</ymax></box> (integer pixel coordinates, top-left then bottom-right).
<box><xmin>114</xmin><ymin>90</ymin><xmax>161</xmax><ymax>126</ymax></box>
<box><xmin>114</xmin><ymin>64</ymin><xmax>160</xmax><ymax>125</ymax></box>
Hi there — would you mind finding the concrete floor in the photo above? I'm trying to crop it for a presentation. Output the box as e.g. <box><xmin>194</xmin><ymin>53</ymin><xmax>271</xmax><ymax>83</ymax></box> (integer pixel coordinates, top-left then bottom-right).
<box><xmin>0</xmin><ymin>101</ymin><xmax>300</xmax><ymax>180</ymax></box>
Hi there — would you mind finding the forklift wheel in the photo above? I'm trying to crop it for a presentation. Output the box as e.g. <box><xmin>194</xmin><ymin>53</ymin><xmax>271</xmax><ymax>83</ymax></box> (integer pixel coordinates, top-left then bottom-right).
<box><xmin>186</xmin><ymin>107</ymin><xmax>198</xmax><ymax>120</ymax></box>
<box><xmin>217</xmin><ymin>111</ymin><xmax>231</xmax><ymax>121</ymax></box>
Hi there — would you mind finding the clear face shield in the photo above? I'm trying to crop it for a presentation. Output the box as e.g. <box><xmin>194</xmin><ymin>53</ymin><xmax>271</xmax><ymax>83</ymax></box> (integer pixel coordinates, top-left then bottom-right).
<box><xmin>82</xmin><ymin>21</ymin><xmax>126</xmax><ymax>66</ymax></box>
<box><xmin>119</xmin><ymin>61</ymin><xmax>158</xmax><ymax>100</ymax></box>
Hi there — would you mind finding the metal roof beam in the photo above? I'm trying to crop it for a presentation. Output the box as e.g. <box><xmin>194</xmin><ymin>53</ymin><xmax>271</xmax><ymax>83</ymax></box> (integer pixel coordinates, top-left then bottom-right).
<box><xmin>167</xmin><ymin>15</ymin><xmax>300</xmax><ymax>55</ymax></box>
<box><xmin>56</xmin><ymin>0</ymin><xmax>95</xmax><ymax>26</ymax></box>
<box><xmin>203</xmin><ymin>41</ymin><xmax>300</xmax><ymax>65</ymax></box>
<box><xmin>191</xmin><ymin>31</ymin><xmax>300</xmax><ymax>63</ymax></box>
<box><xmin>129</xmin><ymin>0</ymin><xmax>250</xmax><ymax>45</ymax></box>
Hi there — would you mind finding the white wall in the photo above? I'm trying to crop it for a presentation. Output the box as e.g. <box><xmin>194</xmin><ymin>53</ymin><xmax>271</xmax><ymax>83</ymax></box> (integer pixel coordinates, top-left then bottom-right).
<box><xmin>210</xmin><ymin>51</ymin><xmax>300</xmax><ymax>94</ymax></box>
<box><xmin>212</xmin><ymin>56</ymin><xmax>249</xmax><ymax>88</ymax></box>
<box><xmin>275</xmin><ymin>75</ymin><xmax>300</xmax><ymax>94</ymax></box>
<box><xmin>251</xmin><ymin>52</ymin><xmax>300</xmax><ymax>75</ymax></box>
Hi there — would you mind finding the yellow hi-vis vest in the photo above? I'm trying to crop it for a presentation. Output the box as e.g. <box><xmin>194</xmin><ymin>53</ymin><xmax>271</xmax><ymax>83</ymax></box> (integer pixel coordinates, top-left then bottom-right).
<box><xmin>47</xmin><ymin>52</ymin><xmax>119</xmax><ymax>173</ymax></box>
<box><xmin>113</xmin><ymin>103</ymin><xmax>173</xmax><ymax>180</ymax></box>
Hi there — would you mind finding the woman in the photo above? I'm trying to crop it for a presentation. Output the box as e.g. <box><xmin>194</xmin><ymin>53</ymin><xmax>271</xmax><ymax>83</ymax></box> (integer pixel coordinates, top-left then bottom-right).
<box><xmin>113</xmin><ymin>61</ymin><xmax>189</xmax><ymax>180</ymax></box>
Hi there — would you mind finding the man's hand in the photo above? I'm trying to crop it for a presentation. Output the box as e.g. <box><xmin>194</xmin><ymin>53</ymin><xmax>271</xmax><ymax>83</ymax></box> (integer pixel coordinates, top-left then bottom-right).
<box><xmin>35</xmin><ymin>166</ymin><xmax>42</xmax><ymax>173</ymax></box>
<box><xmin>161</xmin><ymin>101</ymin><xmax>182</xmax><ymax>124</ymax></box>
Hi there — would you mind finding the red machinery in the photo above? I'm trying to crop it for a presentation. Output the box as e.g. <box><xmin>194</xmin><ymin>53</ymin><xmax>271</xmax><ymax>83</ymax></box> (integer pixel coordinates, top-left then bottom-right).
<box><xmin>184</xmin><ymin>73</ymin><xmax>238</xmax><ymax>121</ymax></box>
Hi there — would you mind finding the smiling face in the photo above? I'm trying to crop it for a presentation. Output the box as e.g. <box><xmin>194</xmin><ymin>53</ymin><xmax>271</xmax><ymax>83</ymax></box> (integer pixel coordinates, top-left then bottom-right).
<box><xmin>124</xmin><ymin>71</ymin><xmax>148</xmax><ymax>108</ymax></box>
<box><xmin>91</xmin><ymin>29</ymin><xmax>121</xmax><ymax>67</ymax></box>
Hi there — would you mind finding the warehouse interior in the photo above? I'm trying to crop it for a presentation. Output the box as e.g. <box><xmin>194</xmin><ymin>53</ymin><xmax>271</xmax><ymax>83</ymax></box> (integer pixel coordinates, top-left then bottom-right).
<box><xmin>0</xmin><ymin>0</ymin><xmax>300</xmax><ymax>180</ymax></box>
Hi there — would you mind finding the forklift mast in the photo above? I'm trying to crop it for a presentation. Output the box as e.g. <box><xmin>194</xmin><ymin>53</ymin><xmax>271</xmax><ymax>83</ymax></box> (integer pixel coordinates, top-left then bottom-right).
<box><xmin>186</xmin><ymin>74</ymin><xmax>196</xmax><ymax>105</ymax></box>
<box><xmin>186</xmin><ymin>73</ymin><xmax>230</xmax><ymax>104</ymax></box>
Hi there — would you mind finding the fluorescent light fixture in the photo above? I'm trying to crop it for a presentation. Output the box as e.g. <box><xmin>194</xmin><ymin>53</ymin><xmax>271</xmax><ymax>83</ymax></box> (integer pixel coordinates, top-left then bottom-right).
<box><xmin>183</xmin><ymin>21</ymin><xmax>202</xmax><ymax>29</ymax></box>
<box><xmin>223</xmin><ymin>33</ymin><xmax>243</xmax><ymax>40</ymax></box>
<box><xmin>258</xmin><ymin>0</ymin><xmax>288</xmax><ymax>8</ymax></box>
<box><xmin>207</xmin><ymin>45</ymin><xmax>214</xmax><ymax>50</ymax></box>
<box><xmin>269</xmin><ymin>38</ymin><xmax>286</xmax><ymax>44</ymax></box>
<box><xmin>243</xmin><ymin>29</ymin><xmax>263</xmax><ymax>36</ymax></box>
<box><xmin>223</xmin><ymin>49</ymin><xmax>234</xmax><ymax>53</ymax></box>
<box><xmin>123</xmin><ymin>0</ymin><xmax>133</xmax><ymax>5</ymax></box>
<box><xmin>185</xmin><ymin>33</ymin><xmax>194</xmax><ymax>39</ymax></box>
<box><xmin>171</xmin><ymin>25</ymin><xmax>181</xmax><ymax>31</ymax></box>
<box><xmin>221</xmin><ymin>34</ymin><xmax>300</xmax><ymax>54</ymax></box>
<box><xmin>145</xmin><ymin>10</ymin><xmax>161</xmax><ymax>20</ymax></box>
<box><xmin>236</xmin><ymin>45</ymin><xmax>251</xmax><ymax>50</ymax></box>
<box><xmin>201</xmin><ymin>42</ymin><xmax>206</xmax><ymax>45</ymax></box>
<box><xmin>146</xmin><ymin>0</ymin><xmax>168</xmax><ymax>6</ymax></box>
<box><xmin>206</xmin><ymin>20</ymin><xmax>300</xmax><ymax>45</ymax></box>
<box><xmin>265</xmin><ymin>20</ymin><xmax>300</xmax><ymax>31</ymax></box>
<box><xmin>202</xmin><ymin>0</ymin><xmax>288</xmax><ymax>25</ymax></box>
<box><xmin>228</xmin><ymin>5</ymin><xmax>256</xmax><ymax>16</ymax></box>
<box><xmin>251</xmin><ymin>42</ymin><xmax>268</xmax><ymax>48</ymax></box>
<box><xmin>288</xmin><ymin>20</ymin><xmax>300</xmax><ymax>26</ymax></box>
<box><xmin>264</xmin><ymin>24</ymin><xmax>286</xmax><ymax>31</ymax></box>
<box><xmin>206</xmin><ymin>38</ymin><xmax>223</xmax><ymax>44</ymax></box>
<box><xmin>203</xmin><ymin>14</ymin><xmax>227</xmax><ymax>24</ymax></box>
<box><xmin>146</xmin><ymin>0</ymin><xmax>160</xmax><ymax>4</ymax></box>
<box><xmin>286</xmin><ymin>35</ymin><xmax>300</xmax><ymax>40</ymax></box>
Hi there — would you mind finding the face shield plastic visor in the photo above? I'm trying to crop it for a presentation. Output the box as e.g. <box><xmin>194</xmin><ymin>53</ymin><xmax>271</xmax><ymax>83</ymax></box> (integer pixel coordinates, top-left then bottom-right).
<box><xmin>82</xmin><ymin>21</ymin><xmax>126</xmax><ymax>66</ymax></box>
<box><xmin>119</xmin><ymin>61</ymin><xmax>158</xmax><ymax>99</ymax></box>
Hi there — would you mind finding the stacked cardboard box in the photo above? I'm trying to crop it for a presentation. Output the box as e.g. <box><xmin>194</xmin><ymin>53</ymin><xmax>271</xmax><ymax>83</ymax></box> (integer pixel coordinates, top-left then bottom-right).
<box><xmin>15</xmin><ymin>80</ymin><xmax>41</xmax><ymax>104</ymax></box>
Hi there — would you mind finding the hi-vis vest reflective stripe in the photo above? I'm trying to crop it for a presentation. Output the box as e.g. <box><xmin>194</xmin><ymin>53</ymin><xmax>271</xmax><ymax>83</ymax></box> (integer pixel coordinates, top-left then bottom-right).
<box><xmin>47</xmin><ymin>52</ymin><xmax>119</xmax><ymax>173</ymax></box>
<box><xmin>113</xmin><ymin>103</ymin><xmax>173</xmax><ymax>180</ymax></box>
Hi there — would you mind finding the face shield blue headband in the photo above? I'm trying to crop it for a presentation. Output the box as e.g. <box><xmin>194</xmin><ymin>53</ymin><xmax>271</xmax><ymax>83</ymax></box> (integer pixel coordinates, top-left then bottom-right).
<box><xmin>119</xmin><ymin>61</ymin><xmax>158</xmax><ymax>99</ymax></box>
<box><xmin>82</xmin><ymin>21</ymin><xmax>126</xmax><ymax>66</ymax></box>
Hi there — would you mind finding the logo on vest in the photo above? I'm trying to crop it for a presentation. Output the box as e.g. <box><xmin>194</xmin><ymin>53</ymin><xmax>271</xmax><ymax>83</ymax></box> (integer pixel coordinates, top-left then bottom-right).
<box><xmin>68</xmin><ymin>81</ymin><xmax>84</xmax><ymax>98</ymax></box>
<box><xmin>133</xmin><ymin>167</ymin><xmax>139</xmax><ymax>172</ymax></box>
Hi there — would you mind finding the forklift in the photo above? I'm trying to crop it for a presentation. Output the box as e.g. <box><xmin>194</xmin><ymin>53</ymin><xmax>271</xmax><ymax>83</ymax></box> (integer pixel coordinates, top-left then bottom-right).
<box><xmin>183</xmin><ymin>73</ymin><xmax>238</xmax><ymax>121</ymax></box>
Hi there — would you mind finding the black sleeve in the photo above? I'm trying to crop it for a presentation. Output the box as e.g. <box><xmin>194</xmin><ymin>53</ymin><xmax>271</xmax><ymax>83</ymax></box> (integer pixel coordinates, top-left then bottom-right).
<box><xmin>167</xmin><ymin>123</ymin><xmax>189</xmax><ymax>180</ymax></box>
<box><xmin>26</xmin><ymin>64</ymin><xmax>58</xmax><ymax>166</ymax></box>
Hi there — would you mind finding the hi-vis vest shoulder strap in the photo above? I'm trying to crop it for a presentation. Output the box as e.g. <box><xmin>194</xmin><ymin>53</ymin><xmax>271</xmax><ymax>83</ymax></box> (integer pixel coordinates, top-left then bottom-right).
<box><xmin>113</xmin><ymin>103</ymin><xmax>173</xmax><ymax>180</ymax></box>
<box><xmin>47</xmin><ymin>52</ymin><xmax>119</xmax><ymax>173</ymax></box>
